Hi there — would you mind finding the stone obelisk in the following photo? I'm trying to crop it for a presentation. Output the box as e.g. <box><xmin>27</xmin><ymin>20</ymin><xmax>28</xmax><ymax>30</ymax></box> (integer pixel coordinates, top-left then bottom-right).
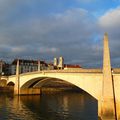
<box><xmin>101</xmin><ymin>33</ymin><xmax>115</xmax><ymax>119</ymax></box>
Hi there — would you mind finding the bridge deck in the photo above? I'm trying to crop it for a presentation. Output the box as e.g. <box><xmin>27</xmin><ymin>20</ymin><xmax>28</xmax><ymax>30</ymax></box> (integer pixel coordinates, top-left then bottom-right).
<box><xmin>1</xmin><ymin>68</ymin><xmax>120</xmax><ymax>78</ymax></box>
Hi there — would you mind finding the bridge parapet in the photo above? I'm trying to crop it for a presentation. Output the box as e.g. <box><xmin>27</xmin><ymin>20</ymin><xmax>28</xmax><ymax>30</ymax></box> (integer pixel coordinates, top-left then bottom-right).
<box><xmin>2</xmin><ymin>68</ymin><xmax>120</xmax><ymax>77</ymax></box>
<box><xmin>15</xmin><ymin>68</ymin><xmax>103</xmax><ymax>76</ymax></box>
<box><xmin>45</xmin><ymin>68</ymin><xmax>103</xmax><ymax>73</ymax></box>
<box><xmin>113</xmin><ymin>68</ymin><xmax>120</xmax><ymax>73</ymax></box>
<box><xmin>0</xmin><ymin>76</ymin><xmax>8</xmax><ymax>80</ymax></box>
<box><xmin>2</xmin><ymin>68</ymin><xmax>120</xmax><ymax>79</ymax></box>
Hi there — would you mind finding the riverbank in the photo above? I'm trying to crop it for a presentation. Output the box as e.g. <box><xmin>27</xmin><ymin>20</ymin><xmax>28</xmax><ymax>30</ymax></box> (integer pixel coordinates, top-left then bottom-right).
<box><xmin>0</xmin><ymin>86</ymin><xmax>14</xmax><ymax>93</ymax></box>
<box><xmin>0</xmin><ymin>79</ymin><xmax>83</xmax><ymax>94</ymax></box>
<box><xmin>0</xmin><ymin>86</ymin><xmax>83</xmax><ymax>94</ymax></box>
<box><xmin>41</xmin><ymin>86</ymin><xmax>83</xmax><ymax>94</ymax></box>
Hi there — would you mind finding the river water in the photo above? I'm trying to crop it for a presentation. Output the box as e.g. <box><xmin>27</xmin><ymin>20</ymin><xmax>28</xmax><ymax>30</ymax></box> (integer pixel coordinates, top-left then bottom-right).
<box><xmin>0</xmin><ymin>92</ymin><xmax>98</xmax><ymax>120</ymax></box>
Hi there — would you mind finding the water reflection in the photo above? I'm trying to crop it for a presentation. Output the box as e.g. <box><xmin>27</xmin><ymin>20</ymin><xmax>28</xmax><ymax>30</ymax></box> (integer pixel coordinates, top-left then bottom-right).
<box><xmin>0</xmin><ymin>92</ymin><xmax>98</xmax><ymax>120</ymax></box>
<box><xmin>0</xmin><ymin>94</ymin><xmax>40</xmax><ymax>120</ymax></box>
<box><xmin>115</xmin><ymin>100</ymin><xmax>120</xmax><ymax>120</ymax></box>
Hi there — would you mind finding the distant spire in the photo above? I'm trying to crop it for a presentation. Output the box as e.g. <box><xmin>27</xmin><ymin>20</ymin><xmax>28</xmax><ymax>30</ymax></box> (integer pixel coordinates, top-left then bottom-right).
<box><xmin>38</xmin><ymin>60</ymin><xmax>40</xmax><ymax>71</ymax></box>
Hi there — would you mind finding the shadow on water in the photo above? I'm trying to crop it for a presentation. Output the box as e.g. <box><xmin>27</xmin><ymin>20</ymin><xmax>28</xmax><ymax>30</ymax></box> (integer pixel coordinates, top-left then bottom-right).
<box><xmin>20</xmin><ymin>91</ymin><xmax>98</xmax><ymax>120</ymax></box>
<box><xmin>0</xmin><ymin>91</ymin><xmax>98</xmax><ymax>120</ymax></box>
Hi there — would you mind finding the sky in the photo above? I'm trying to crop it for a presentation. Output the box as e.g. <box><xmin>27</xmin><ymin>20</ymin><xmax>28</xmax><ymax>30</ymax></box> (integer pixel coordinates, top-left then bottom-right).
<box><xmin>0</xmin><ymin>0</ymin><xmax>120</xmax><ymax>68</ymax></box>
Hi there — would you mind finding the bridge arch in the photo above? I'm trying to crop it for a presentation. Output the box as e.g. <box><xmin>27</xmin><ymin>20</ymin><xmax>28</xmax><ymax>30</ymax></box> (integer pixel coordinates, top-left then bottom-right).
<box><xmin>21</xmin><ymin>77</ymin><xmax>48</xmax><ymax>89</ymax></box>
<box><xmin>7</xmin><ymin>71</ymin><xmax>103</xmax><ymax>100</ymax></box>
<box><xmin>21</xmin><ymin>77</ymin><xmax>79</xmax><ymax>89</ymax></box>
<box><xmin>7</xmin><ymin>81</ymin><xmax>15</xmax><ymax>86</ymax></box>
<box><xmin>20</xmin><ymin>74</ymin><xmax>102</xmax><ymax>100</ymax></box>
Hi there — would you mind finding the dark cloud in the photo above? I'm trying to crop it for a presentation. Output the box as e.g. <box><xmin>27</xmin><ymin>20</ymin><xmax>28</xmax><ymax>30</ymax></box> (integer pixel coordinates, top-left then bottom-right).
<box><xmin>98</xmin><ymin>7</ymin><xmax>120</xmax><ymax>67</ymax></box>
<box><xmin>0</xmin><ymin>6</ymin><xmax>101</xmax><ymax>67</ymax></box>
<box><xmin>0</xmin><ymin>1</ymin><xmax>120</xmax><ymax>68</ymax></box>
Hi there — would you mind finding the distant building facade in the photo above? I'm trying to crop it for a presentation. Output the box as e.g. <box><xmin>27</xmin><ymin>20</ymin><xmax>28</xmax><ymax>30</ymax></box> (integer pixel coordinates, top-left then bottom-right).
<box><xmin>47</xmin><ymin>63</ymin><xmax>54</xmax><ymax>70</ymax></box>
<box><xmin>54</xmin><ymin>58</ymin><xmax>58</xmax><ymax>67</ymax></box>
<box><xmin>0</xmin><ymin>60</ymin><xmax>10</xmax><ymax>75</ymax></box>
<box><xmin>64</xmin><ymin>64</ymin><xmax>81</xmax><ymax>70</ymax></box>
<box><xmin>0</xmin><ymin>57</ymin><xmax>82</xmax><ymax>75</ymax></box>
<box><xmin>0</xmin><ymin>60</ymin><xmax>3</xmax><ymax>74</ymax></box>
<box><xmin>10</xmin><ymin>59</ymin><xmax>48</xmax><ymax>75</ymax></box>
<box><xmin>53</xmin><ymin>57</ymin><xmax>81</xmax><ymax>70</ymax></box>
<box><xmin>58</xmin><ymin>56</ymin><xmax>64</xmax><ymax>69</ymax></box>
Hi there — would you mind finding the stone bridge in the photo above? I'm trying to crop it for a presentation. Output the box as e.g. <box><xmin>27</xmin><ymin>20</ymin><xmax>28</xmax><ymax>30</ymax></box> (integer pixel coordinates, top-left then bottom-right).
<box><xmin>0</xmin><ymin>33</ymin><xmax>120</xmax><ymax>120</ymax></box>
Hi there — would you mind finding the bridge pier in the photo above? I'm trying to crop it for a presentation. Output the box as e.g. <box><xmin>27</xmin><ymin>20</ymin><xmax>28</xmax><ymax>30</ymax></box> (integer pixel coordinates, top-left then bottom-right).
<box><xmin>98</xmin><ymin>33</ymin><xmax>117</xmax><ymax>120</ymax></box>
<box><xmin>98</xmin><ymin>100</ymin><xmax>117</xmax><ymax>120</ymax></box>
<box><xmin>116</xmin><ymin>101</ymin><xmax>120</xmax><ymax>119</ymax></box>
<box><xmin>14</xmin><ymin>59</ymin><xmax>42</xmax><ymax>95</ymax></box>
<box><xmin>101</xmin><ymin>100</ymin><xmax>116</xmax><ymax>120</ymax></box>
<box><xmin>14</xmin><ymin>59</ymin><xmax>20</xmax><ymax>95</ymax></box>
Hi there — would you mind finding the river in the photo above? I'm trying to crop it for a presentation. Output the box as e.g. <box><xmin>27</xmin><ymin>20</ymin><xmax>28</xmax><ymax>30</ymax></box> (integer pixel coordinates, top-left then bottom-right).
<box><xmin>0</xmin><ymin>92</ymin><xmax>98</xmax><ymax>120</ymax></box>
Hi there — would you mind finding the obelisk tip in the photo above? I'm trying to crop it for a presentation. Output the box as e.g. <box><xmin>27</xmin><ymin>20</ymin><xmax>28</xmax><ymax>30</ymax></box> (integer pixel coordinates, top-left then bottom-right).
<box><xmin>104</xmin><ymin>32</ymin><xmax>108</xmax><ymax>36</ymax></box>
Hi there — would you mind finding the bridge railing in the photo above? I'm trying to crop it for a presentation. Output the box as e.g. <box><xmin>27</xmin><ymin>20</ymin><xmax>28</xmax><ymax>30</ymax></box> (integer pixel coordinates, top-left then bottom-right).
<box><xmin>6</xmin><ymin>68</ymin><xmax>102</xmax><ymax>77</ymax></box>
<box><xmin>2</xmin><ymin>68</ymin><xmax>120</xmax><ymax>77</ymax></box>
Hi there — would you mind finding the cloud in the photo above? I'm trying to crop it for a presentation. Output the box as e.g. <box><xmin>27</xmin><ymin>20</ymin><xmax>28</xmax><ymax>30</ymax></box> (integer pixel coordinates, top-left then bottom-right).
<box><xmin>98</xmin><ymin>6</ymin><xmax>120</xmax><ymax>67</ymax></box>
<box><xmin>37</xmin><ymin>47</ymin><xmax>59</xmax><ymax>54</ymax></box>
<box><xmin>99</xmin><ymin>7</ymin><xmax>120</xmax><ymax>29</ymax></box>
<box><xmin>0</xmin><ymin>5</ymin><xmax>102</xmax><ymax>67</ymax></box>
<box><xmin>11</xmin><ymin>46</ymin><xmax>27</xmax><ymax>53</ymax></box>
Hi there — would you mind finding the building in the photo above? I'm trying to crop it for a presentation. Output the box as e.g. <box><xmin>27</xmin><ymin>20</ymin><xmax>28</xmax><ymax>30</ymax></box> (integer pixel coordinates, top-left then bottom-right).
<box><xmin>0</xmin><ymin>60</ymin><xmax>4</xmax><ymax>74</ymax></box>
<box><xmin>57</xmin><ymin>56</ymin><xmax>64</xmax><ymax>69</ymax></box>
<box><xmin>1</xmin><ymin>57</ymin><xmax>82</xmax><ymax>75</ymax></box>
<box><xmin>53</xmin><ymin>57</ymin><xmax>82</xmax><ymax>70</ymax></box>
<box><xmin>47</xmin><ymin>63</ymin><xmax>54</xmax><ymax>70</ymax></box>
<box><xmin>54</xmin><ymin>57</ymin><xmax>58</xmax><ymax>67</ymax></box>
<box><xmin>10</xmin><ymin>59</ymin><xmax>48</xmax><ymax>75</ymax></box>
<box><xmin>0</xmin><ymin>60</ymin><xmax>10</xmax><ymax>75</ymax></box>
<box><xmin>64</xmin><ymin>64</ymin><xmax>81</xmax><ymax>70</ymax></box>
